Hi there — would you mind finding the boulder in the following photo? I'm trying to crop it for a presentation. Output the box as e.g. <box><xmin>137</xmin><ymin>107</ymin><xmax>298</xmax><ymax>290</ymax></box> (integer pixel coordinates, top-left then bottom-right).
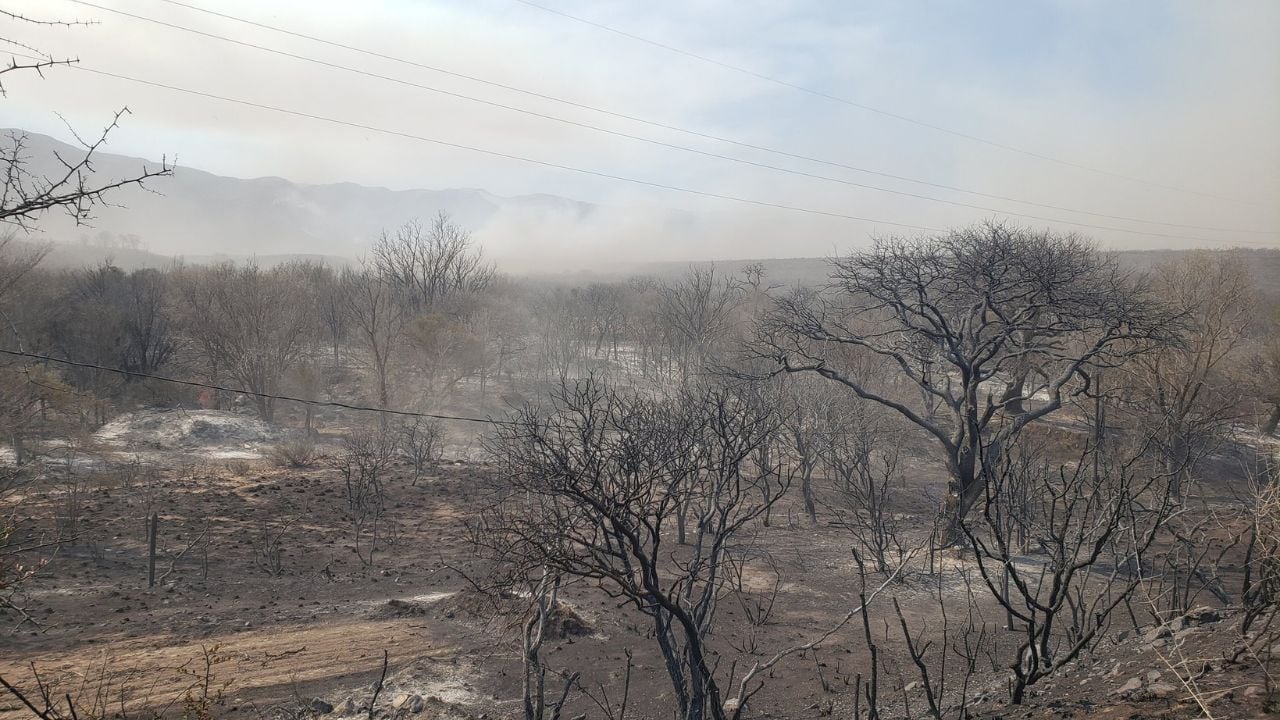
<box><xmin>308</xmin><ymin>698</ymin><xmax>334</xmax><ymax>714</ymax></box>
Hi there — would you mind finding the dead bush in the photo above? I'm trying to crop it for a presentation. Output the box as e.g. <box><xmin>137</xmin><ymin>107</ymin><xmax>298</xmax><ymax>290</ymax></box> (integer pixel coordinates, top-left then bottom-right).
<box><xmin>269</xmin><ymin>437</ymin><xmax>320</xmax><ymax>468</ymax></box>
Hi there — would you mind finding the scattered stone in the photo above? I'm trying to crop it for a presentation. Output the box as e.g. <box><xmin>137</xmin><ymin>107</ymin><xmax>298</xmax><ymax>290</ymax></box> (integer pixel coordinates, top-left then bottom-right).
<box><xmin>391</xmin><ymin>693</ymin><xmax>424</xmax><ymax>713</ymax></box>
<box><xmin>1184</xmin><ymin>607</ymin><xmax>1221</xmax><ymax>625</ymax></box>
<box><xmin>308</xmin><ymin>698</ymin><xmax>334</xmax><ymax>714</ymax></box>
<box><xmin>1113</xmin><ymin>677</ymin><xmax>1143</xmax><ymax>695</ymax></box>
<box><xmin>333</xmin><ymin>698</ymin><xmax>357</xmax><ymax>715</ymax></box>
<box><xmin>904</xmin><ymin>681</ymin><xmax>920</xmax><ymax>692</ymax></box>
<box><xmin>1143</xmin><ymin>618</ymin><xmax>1184</xmax><ymax>643</ymax></box>
<box><xmin>1244</xmin><ymin>685</ymin><xmax>1266</xmax><ymax>698</ymax></box>
<box><xmin>1148</xmin><ymin>683</ymin><xmax>1177</xmax><ymax>698</ymax></box>
<box><xmin>1146</xmin><ymin>670</ymin><xmax>1162</xmax><ymax>683</ymax></box>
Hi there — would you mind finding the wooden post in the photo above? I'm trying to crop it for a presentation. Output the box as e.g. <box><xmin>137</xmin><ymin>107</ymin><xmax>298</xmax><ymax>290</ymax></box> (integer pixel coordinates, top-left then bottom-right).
<box><xmin>148</xmin><ymin>512</ymin><xmax>158</xmax><ymax>588</ymax></box>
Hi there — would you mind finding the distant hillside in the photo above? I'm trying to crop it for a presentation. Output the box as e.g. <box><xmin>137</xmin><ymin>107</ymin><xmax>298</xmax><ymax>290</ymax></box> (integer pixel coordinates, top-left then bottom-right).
<box><xmin>7</xmin><ymin>130</ymin><xmax>598</xmax><ymax>259</ymax></box>
<box><xmin>590</xmin><ymin>249</ymin><xmax>1280</xmax><ymax>296</ymax></box>
<box><xmin>29</xmin><ymin>242</ymin><xmax>357</xmax><ymax>273</ymax></box>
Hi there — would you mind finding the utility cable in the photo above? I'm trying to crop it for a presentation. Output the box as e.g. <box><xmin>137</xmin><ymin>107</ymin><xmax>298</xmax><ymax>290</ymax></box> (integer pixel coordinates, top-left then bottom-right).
<box><xmin>7</xmin><ymin>51</ymin><xmax>942</xmax><ymax>232</ymax></box>
<box><xmin>507</xmin><ymin>0</ymin><xmax>1263</xmax><ymax>207</ymax></box>
<box><xmin>0</xmin><ymin>348</ymin><xmax>510</xmax><ymax>424</ymax></box>
<box><xmin>99</xmin><ymin>0</ymin><xmax>1279</xmax><ymax>237</ymax></box>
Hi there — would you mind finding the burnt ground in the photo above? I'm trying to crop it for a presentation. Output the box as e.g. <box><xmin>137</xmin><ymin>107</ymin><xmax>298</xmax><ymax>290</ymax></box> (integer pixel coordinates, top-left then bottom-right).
<box><xmin>1</xmin><ymin>409</ymin><xmax>1276</xmax><ymax>720</ymax></box>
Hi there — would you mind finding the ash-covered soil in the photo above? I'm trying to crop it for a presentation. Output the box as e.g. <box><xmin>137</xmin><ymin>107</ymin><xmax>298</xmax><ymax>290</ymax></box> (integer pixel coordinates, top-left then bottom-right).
<box><xmin>1</xmin><ymin>412</ymin><xmax>1275</xmax><ymax>720</ymax></box>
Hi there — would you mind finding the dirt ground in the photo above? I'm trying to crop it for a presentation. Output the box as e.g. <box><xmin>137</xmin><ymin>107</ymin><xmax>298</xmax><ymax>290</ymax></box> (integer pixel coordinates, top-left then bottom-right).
<box><xmin>2</xmin><ymin>408</ymin><xmax>1276</xmax><ymax>719</ymax></box>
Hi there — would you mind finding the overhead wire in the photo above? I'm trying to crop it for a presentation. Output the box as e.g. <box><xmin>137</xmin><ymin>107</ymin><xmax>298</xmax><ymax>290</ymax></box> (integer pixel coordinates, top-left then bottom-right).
<box><xmin>0</xmin><ymin>348</ymin><xmax>511</xmax><ymax>424</ymax></box>
<box><xmin>508</xmin><ymin>0</ymin><xmax>1262</xmax><ymax>208</ymax></box>
<box><xmin>3</xmin><ymin>49</ymin><xmax>942</xmax><ymax>232</ymax></box>
<box><xmin>98</xmin><ymin>0</ymin><xmax>1278</xmax><ymax>238</ymax></box>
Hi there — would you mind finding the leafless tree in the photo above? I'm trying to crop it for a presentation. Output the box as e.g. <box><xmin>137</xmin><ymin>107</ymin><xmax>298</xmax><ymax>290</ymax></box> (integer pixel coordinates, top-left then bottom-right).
<box><xmin>477</xmin><ymin>376</ymin><xmax>786</xmax><ymax>720</ymax></box>
<box><xmin>370</xmin><ymin>213</ymin><xmax>495</xmax><ymax>316</ymax></box>
<box><xmin>1113</xmin><ymin>252</ymin><xmax>1252</xmax><ymax>494</ymax></box>
<box><xmin>397</xmin><ymin>416</ymin><xmax>443</xmax><ymax>485</ymax></box>
<box><xmin>780</xmin><ymin>375</ymin><xmax>829</xmax><ymax>523</ymax></box>
<box><xmin>318</xmin><ymin>268</ymin><xmax>349</xmax><ymax>370</ymax></box>
<box><xmin>530</xmin><ymin>288</ymin><xmax>590</xmax><ymax>383</ymax></box>
<box><xmin>342</xmin><ymin>265</ymin><xmax>407</xmax><ymax>410</ymax></box>
<box><xmin>583</xmin><ymin>283</ymin><xmax>628</xmax><ymax>360</ymax></box>
<box><xmin>2</xmin><ymin>8</ymin><xmax>170</xmax><ymax>229</ymax></box>
<box><xmin>405</xmin><ymin>313</ymin><xmax>485</xmax><ymax>406</ymax></box>
<box><xmin>1250</xmin><ymin>319</ymin><xmax>1280</xmax><ymax>436</ymax></box>
<box><xmin>625</xmin><ymin>275</ymin><xmax>671</xmax><ymax>378</ymax></box>
<box><xmin>759</xmin><ymin>222</ymin><xmax>1175</xmax><ymax>540</ymax></box>
<box><xmin>46</xmin><ymin>263</ymin><xmax>175</xmax><ymax>397</ymax></box>
<box><xmin>174</xmin><ymin>261</ymin><xmax>317</xmax><ymax>421</ymax></box>
<box><xmin>519</xmin><ymin>568</ymin><xmax>579</xmax><ymax>720</ymax></box>
<box><xmin>827</xmin><ymin>445</ymin><xmax>905</xmax><ymax>574</ymax></box>
<box><xmin>960</xmin><ymin>433</ymin><xmax>1177</xmax><ymax>704</ymax></box>
<box><xmin>1</xmin><ymin>119</ymin><xmax>171</xmax><ymax>232</ymax></box>
<box><xmin>332</xmin><ymin>425</ymin><xmax>396</xmax><ymax>566</ymax></box>
<box><xmin>660</xmin><ymin>266</ymin><xmax>742</xmax><ymax>383</ymax></box>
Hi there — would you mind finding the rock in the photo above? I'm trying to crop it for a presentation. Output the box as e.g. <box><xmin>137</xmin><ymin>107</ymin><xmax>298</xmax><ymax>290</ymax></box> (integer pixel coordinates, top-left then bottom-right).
<box><xmin>1184</xmin><ymin>606</ymin><xmax>1221</xmax><ymax>625</ymax></box>
<box><xmin>1146</xmin><ymin>670</ymin><xmax>1162</xmax><ymax>683</ymax></box>
<box><xmin>1148</xmin><ymin>683</ymin><xmax>1177</xmax><ymax>697</ymax></box>
<box><xmin>1143</xmin><ymin>619</ymin><xmax>1184</xmax><ymax>643</ymax></box>
<box><xmin>391</xmin><ymin>694</ymin><xmax>423</xmax><ymax>713</ymax></box>
<box><xmin>1108</xmin><ymin>663</ymin><xmax>1122</xmax><ymax>677</ymax></box>
<box><xmin>904</xmin><ymin>681</ymin><xmax>920</xmax><ymax>692</ymax></box>
<box><xmin>1244</xmin><ymin>685</ymin><xmax>1266</xmax><ymax>698</ymax></box>
<box><xmin>309</xmin><ymin>698</ymin><xmax>334</xmax><ymax>714</ymax></box>
<box><xmin>1113</xmin><ymin>677</ymin><xmax>1143</xmax><ymax>695</ymax></box>
<box><xmin>333</xmin><ymin>698</ymin><xmax>357</xmax><ymax>715</ymax></box>
<box><xmin>1143</xmin><ymin>626</ymin><xmax>1167</xmax><ymax>643</ymax></box>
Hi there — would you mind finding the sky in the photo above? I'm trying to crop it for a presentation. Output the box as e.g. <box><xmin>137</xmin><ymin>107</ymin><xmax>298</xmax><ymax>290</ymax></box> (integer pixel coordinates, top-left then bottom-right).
<box><xmin>4</xmin><ymin>0</ymin><xmax>1279</xmax><ymax>264</ymax></box>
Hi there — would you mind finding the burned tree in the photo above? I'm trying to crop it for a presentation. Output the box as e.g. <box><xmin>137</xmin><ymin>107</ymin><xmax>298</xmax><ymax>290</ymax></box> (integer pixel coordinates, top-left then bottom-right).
<box><xmin>660</xmin><ymin>266</ymin><xmax>742</xmax><ymax>384</ymax></box>
<box><xmin>175</xmin><ymin>261</ymin><xmax>317</xmax><ymax>422</ymax></box>
<box><xmin>342</xmin><ymin>265</ymin><xmax>407</xmax><ymax>410</ymax></box>
<box><xmin>371</xmin><ymin>213</ymin><xmax>495</xmax><ymax>316</ymax></box>
<box><xmin>478</xmin><ymin>376</ymin><xmax>786</xmax><ymax>720</ymax></box>
<box><xmin>2</xmin><ymin>6</ymin><xmax>170</xmax><ymax>231</ymax></box>
<box><xmin>331</xmin><ymin>425</ymin><xmax>396</xmax><ymax>566</ymax></box>
<box><xmin>1119</xmin><ymin>252</ymin><xmax>1252</xmax><ymax>493</ymax></box>
<box><xmin>960</xmin><ymin>434</ymin><xmax>1177</xmax><ymax>704</ymax></box>
<box><xmin>760</xmin><ymin>223</ymin><xmax>1173</xmax><ymax>539</ymax></box>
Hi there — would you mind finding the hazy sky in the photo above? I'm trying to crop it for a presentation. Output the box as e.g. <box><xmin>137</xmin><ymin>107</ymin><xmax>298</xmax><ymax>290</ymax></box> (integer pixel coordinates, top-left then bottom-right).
<box><xmin>5</xmin><ymin>0</ymin><xmax>1279</xmax><ymax>262</ymax></box>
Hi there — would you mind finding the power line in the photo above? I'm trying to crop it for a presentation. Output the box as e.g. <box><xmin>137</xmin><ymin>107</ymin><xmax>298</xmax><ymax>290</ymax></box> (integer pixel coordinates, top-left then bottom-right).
<box><xmin>14</xmin><ymin>53</ymin><xmax>942</xmax><ymax>233</ymax></box>
<box><xmin>0</xmin><ymin>348</ymin><xmax>510</xmax><ymax>424</ymax></box>
<box><xmin>120</xmin><ymin>0</ymin><xmax>1277</xmax><ymax>238</ymax></box>
<box><xmin>52</xmin><ymin>3</ymin><xmax>1269</xmax><ymax>243</ymax></box>
<box><xmin>508</xmin><ymin>0</ymin><xmax>1261</xmax><ymax>208</ymax></box>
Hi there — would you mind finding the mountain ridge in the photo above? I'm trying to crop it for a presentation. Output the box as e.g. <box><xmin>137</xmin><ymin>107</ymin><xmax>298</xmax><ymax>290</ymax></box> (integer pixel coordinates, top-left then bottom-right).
<box><xmin>5</xmin><ymin>129</ymin><xmax>600</xmax><ymax>260</ymax></box>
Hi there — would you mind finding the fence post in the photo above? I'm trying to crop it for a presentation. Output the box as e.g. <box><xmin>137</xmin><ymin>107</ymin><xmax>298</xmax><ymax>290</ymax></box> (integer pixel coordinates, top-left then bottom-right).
<box><xmin>148</xmin><ymin>512</ymin><xmax>158</xmax><ymax>588</ymax></box>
